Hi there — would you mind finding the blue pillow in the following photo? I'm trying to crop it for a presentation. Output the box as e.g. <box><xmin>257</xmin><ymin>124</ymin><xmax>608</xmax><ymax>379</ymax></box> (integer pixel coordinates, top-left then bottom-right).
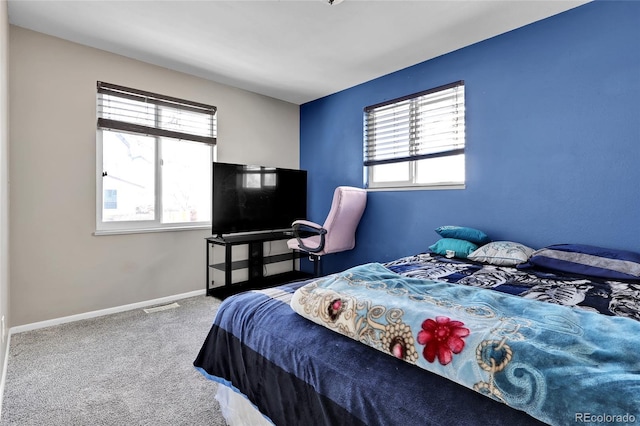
<box><xmin>429</xmin><ymin>238</ymin><xmax>478</xmax><ymax>259</ymax></box>
<box><xmin>527</xmin><ymin>244</ymin><xmax>640</xmax><ymax>280</ymax></box>
<box><xmin>435</xmin><ymin>226</ymin><xmax>490</xmax><ymax>245</ymax></box>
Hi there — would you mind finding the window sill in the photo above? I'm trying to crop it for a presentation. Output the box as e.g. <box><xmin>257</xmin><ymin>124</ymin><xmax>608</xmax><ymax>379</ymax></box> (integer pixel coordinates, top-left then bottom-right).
<box><xmin>94</xmin><ymin>225</ymin><xmax>210</xmax><ymax>236</ymax></box>
<box><xmin>366</xmin><ymin>183</ymin><xmax>465</xmax><ymax>192</ymax></box>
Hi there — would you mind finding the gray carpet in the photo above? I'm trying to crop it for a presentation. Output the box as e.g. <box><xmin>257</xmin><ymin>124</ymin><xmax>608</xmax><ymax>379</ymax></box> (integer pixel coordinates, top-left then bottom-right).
<box><xmin>1</xmin><ymin>295</ymin><xmax>227</xmax><ymax>426</ymax></box>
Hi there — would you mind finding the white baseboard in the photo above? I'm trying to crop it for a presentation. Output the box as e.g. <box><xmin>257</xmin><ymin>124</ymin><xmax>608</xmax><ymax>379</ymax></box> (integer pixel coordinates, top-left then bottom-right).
<box><xmin>0</xmin><ymin>332</ymin><xmax>11</xmax><ymax>419</ymax></box>
<box><xmin>9</xmin><ymin>289</ymin><xmax>206</xmax><ymax>335</ymax></box>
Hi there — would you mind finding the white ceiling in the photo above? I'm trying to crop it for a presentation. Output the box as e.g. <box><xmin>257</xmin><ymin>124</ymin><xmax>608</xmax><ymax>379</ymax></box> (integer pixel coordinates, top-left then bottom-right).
<box><xmin>8</xmin><ymin>0</ymin><xmax>589</xmax><ymax>105</ymax></box>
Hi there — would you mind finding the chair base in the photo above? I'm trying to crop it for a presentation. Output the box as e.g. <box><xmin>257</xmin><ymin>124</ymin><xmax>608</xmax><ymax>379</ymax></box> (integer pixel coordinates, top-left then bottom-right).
<box><xmin>309</xmin><ymin>254</ymin><xmax>322</xmax><ymax>277</ymax></box>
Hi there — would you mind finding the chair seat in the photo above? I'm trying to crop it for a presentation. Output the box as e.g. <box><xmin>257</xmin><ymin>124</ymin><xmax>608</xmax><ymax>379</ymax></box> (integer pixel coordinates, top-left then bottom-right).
<box><xmin>287</xmin><ymin>235</ymin><xmax>323</xmax><ymax>254</ymax></box>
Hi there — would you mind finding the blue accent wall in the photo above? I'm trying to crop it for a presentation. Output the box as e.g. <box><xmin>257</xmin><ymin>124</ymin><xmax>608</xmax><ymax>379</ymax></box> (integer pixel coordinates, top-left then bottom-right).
<box><xmin>299</xmin><ymin>1</ymin><xmax>640</xmax><ymax>274</ymax></box>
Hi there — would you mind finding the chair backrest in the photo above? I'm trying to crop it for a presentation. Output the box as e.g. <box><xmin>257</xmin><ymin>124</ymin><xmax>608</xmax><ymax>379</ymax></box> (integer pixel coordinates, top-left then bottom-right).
<box><xmin>321</xmin><ymin>186</ymin><xmax>367</xmax><ymax>255</ymax></box>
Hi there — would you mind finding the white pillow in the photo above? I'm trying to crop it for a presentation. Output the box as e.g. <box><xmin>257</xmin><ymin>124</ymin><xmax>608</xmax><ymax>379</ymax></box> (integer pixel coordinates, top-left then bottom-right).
<box><xmin>468</xmin><ymin>241</ymin><xmax>535</xmax><ymax>266</ymax></box>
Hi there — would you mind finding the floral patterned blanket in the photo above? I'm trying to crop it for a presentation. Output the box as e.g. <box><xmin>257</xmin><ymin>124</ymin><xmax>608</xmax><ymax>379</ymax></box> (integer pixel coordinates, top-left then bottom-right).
<box><xmin>290</xmin><ymin>263</ymin><xmax>640</xmax><ymax>426</ymax></box>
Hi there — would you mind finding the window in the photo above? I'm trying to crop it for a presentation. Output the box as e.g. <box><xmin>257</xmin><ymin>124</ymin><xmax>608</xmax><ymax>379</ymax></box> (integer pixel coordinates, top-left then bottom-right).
<box><xmin>364</xmin><ymin>81</ymin><xmax>465</xmax><ymax>189</ymax></box>
<box><xmin>96</xmin><ymin>82</ymin><xmax>217</xmax><ymax>233</ymax></box>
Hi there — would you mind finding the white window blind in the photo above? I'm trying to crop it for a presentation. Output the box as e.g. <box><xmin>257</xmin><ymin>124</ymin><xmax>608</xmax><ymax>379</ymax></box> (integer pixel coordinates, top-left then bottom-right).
<box><xmin>97</xmin><ymin>81</ymin><xmax>217</xmax><ymax>145</ymax></box>
<box><xmin>364</xmin><ymin>81</ymin><xmax>465</xmax><ymax>167</ymax></box>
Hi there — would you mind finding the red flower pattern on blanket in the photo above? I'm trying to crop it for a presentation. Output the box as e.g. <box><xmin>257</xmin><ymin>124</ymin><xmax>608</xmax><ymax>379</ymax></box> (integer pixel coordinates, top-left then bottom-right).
<box><xmin>417</xmin><ymin>316</ymin><xmax>470</xmax><ymax>365</ymax></box>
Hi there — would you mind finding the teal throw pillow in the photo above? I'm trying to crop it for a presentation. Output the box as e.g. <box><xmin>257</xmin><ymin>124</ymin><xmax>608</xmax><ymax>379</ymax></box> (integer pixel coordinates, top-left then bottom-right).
<box><xmin>435</xmin><ymin>225</ymin><xmax>491</xmax><ymax>245</ymax></box>
<box><xmin>429</xmin><ymin>238</ymin><xmax>479</xmax><ymax>259</ymax></box>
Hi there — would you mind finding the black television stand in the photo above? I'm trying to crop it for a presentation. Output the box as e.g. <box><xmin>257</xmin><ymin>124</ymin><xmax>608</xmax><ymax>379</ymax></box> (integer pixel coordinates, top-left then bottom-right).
<box><xmin>205</xmin><ymin>230</ymin><xmax>311</xmax><ymax>299</ymax></box>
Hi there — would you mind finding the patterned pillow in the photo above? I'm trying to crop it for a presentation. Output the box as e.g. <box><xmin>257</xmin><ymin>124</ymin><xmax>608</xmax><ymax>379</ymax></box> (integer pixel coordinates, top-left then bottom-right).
<box><xmin>468</xmin><ymin>241</ymin><xmax>535</xmax><ymax>266</ymax></box>
<box><xmin>429</xmin><ymin>238</ymin><xmax>478</xmax><ymax>259</ymax></box>
<box><xmin>527</xmin><ymin>244</ymin><xmax>640</xmax><ymax>280</ymax></box>
<box><xmin>435</xmin><ymin>226</ymin><xmax>491</xmax><ymax>245</ymax></box>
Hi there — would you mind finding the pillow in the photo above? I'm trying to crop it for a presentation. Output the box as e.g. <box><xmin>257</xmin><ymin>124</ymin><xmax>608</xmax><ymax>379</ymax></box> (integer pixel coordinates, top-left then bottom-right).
<box><xmin>468</xmin><ymin>241</ymin><xmax>535</xmax><ymax>266</ymax></box>
<box><xmin>526</xmin><ymin>244</ymin><xmax>640</xmax><ymax>280</ymax></box>
<box><xmin>429</xmin><ymin>238</ymin><xmax>478</xmax><ymax>259</ymax></box>
<box><xmin>435</xmin><ymin>225</ymin><xmax>491</xmax><ymax>245</ymax></box>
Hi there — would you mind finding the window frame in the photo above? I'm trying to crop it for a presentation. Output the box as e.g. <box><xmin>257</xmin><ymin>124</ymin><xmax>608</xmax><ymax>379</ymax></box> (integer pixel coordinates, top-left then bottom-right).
<box><xmin>95</xmin><ymin>131</ymin><xmax>215</xmax><ymax>235</ymax></box>
<box><xmin>95</xmin><ymin>82</ymin><xmax>216</xmax><ymax>235</ymax></box>
<box><xmin>363</xmin><ymin>81</ymin><xmax>466</xmax><ymax>191</ymax></box>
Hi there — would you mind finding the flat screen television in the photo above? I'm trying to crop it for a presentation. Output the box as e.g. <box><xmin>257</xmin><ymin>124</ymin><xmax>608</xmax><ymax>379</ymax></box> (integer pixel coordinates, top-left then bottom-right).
<box><xmin>212</xmin><ymin>162</ymin><xmax>307</xmax><ymax>236</ymax></box>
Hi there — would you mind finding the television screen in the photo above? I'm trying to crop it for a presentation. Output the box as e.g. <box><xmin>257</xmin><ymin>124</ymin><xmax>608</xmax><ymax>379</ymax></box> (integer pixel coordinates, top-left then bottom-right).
<box><xmin>212</xmin><ymin>162</ymin><xmax>307</xmax><ymax>236</ymax></box>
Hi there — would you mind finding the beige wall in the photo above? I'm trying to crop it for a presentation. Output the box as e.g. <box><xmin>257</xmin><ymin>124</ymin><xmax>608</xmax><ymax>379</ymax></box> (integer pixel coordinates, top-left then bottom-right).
<box><xmin>9</xmin><ymin>26</ymin><xmax>300</xmax><ymax>326</ymax></box>
<box><xmin>0</xmin><ymin>0</ymin><xmax>9</xmax><ymax>369</ymax></box>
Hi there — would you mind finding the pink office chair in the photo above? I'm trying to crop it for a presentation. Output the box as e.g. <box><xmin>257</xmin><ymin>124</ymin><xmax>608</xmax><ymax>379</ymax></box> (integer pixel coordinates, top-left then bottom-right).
<box><xmin>287</xmin><ymin>186</ymin><xmax>367</xmax><ymax>276</ymax></box>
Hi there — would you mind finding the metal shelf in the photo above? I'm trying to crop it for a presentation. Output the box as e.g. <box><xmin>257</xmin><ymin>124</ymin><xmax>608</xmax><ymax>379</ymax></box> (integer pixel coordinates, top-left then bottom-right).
<box><xmin>205</xmin><ymin>231</ymin><xmax>311</xmax><ymax>298</ymax></box>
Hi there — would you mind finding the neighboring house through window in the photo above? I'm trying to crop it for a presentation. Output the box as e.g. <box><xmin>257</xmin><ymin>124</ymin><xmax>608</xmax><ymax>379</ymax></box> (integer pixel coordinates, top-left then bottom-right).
<box><xmin>364</xmin><ymin>81</ymin><xmax>465</xmax><ymax>190</ymax></box>
<box><xmin>96</xmin><ymin>82</ymin><xmax>216</xmax><ymax>233</ymax></box>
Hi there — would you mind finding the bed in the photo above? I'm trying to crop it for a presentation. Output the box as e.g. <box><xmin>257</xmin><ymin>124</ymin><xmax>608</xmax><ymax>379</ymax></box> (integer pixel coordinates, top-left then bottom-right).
<box><xmin>194</xmin><ymin>234</ymin><xmax>640</xmax><ymax>426</ymax></box>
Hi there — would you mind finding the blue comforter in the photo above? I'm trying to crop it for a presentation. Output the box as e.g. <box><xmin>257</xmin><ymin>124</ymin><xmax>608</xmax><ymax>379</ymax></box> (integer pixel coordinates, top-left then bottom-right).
<box><xmin>290</xmin><ymin>263</ymin><xmax>640</xmax><ymax>426</ymax></box>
